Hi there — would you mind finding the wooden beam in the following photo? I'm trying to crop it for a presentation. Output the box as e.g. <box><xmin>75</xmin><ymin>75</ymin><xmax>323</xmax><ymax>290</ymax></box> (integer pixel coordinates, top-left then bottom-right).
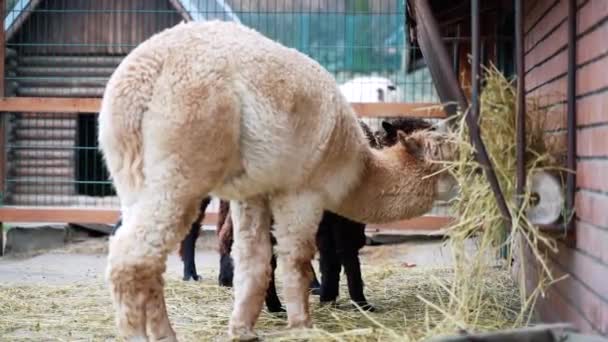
<box><xmin>1</xmin><ymin>0</ymin><xmax>6</xmax><ymax>256</ymax></box>
<box><xmin>366</xmin><ymin>215</ymin><xmax>453</xmax><ymax>232</ymax></box>
<box><xmin>167</xmin><ymin>0</ymin><xmax>193</xmax><ymax>21</ymax></box>
<box><xmin>0</xmin><ymin>206</ymin><xmax>452</xmax><ymax>232</ymax></box>
<box><xmin>0</xmin><ymin>0</ymin><xmax>5</xmax><ymax>98</ymax></box>
<box><xmin>5</xmin><ymin>0</ymin><xmax>42</xmax><ymax>42</ymax></box>
<box><xmin>0</xmin><ymin>207</ymin><xmax>219</xmax><ymax>225</ymax></box>
<box><xmin>0</xmin><ymin>97</ymin><xmax>102</xmax><ymax>113</ymax></box>
<box><xmin>0</xmin><ymin>97</ymin><xmax>445</xmax><ymax>118</ymax></box>
<box><xmin>350</xmin><ymin>102</ymin><xmax>446</xmax><ymax>118</ymax></box>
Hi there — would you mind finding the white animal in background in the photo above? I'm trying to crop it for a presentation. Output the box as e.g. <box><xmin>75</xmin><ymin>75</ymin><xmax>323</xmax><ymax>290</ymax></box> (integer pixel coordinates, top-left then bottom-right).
<box><xmin>339</xmin><ymin>76</ymin><xmax>400</xmax><ymax>131</ymax></box>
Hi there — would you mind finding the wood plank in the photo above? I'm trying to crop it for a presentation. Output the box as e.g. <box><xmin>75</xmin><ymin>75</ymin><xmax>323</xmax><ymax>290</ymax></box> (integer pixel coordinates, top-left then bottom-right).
<box><xmin>350</xmin><ymin>102</ymin><xmax>446</xmax><ymax>118</ymax></box>
<box><xmin>0</xmin><ymin>98</ymin><xmax>445</xmax><ymax>118</ymax></box>
<box><xmin>0</xmin><ymin>207</ymin><xmax>218</xmax><ymax>225</ymax></box>
<box><xmin>366</xmin><ymin>215</ymin><xmax>453</xmax><ymax>232</ymax></box>
<box><xmin>0</xmin><ymin>206</ymin><xmax>452</xmax><ymax>232</ymax></box>
<box><xmin>0</xmin><ymin>0</ymin><xmax>5</xmax><ymax>98</ymax></box>
<box><xmin>0</xmin><ymin>97</ymin><xmax>102</xmax><ymax>113</ymax></box>
<box><xmin>0</xmin><ymin>0</ymin><xmax>6</xmax><ymax>257</ymax></box>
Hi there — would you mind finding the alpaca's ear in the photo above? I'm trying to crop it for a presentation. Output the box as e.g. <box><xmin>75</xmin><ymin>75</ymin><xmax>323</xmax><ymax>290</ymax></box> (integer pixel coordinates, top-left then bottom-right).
<box><xmin>382</xmin><ymin>121</ymin><xmax>396</xmax><ymax>135</ymax></box>
<box><xmin>400</xmin><ymin>131</ymin><xmax>424</xmax><ymax>159</ymax></box>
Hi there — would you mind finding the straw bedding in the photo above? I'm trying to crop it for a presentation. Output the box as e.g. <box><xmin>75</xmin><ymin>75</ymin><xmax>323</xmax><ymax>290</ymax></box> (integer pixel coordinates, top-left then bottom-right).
<box><xmin>0</xmin><ymin>265</ymin><xmax>520</xmax><ymax>342</ymax></box>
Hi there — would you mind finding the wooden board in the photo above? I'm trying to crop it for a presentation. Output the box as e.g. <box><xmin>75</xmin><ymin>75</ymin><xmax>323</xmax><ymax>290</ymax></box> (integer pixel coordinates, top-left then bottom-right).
<box><xmin>350</xmin><ymin>102</ymin><xmax>446</xmax><ymax>118</ymax></box>
<box><xmin>0</xmin><ymin>97</ymin><xmax>445</xmax><ymax>118</ymax></box>
<box><xmin>0</xmin><ymin>207</ymin><xmax>451</xmax><ymax>231</ymax></box>
<box><xmin>0</xmin><ymin>97</ymin><xmax>101</xmax><ymax>113</ymax></box>
<box><xmin>0</xmin><ymin>207</ymin><xmax>218</xmax><ymax>225</ymax></box>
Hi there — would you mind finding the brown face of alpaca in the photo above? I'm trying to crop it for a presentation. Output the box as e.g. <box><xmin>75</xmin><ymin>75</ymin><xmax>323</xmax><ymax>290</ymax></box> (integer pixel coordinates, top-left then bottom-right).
<box><xmin>335</xmin><ymin>128</ymin><xmax>458</xmax><ymax>224</ymax></box>
<box><xmin>398</xmin><ymin>130</ymin><xmax>458</xmax><ymax>202</ymax></box>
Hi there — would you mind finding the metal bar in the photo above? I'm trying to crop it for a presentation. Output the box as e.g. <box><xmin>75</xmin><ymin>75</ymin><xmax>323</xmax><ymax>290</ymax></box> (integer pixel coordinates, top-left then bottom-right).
<box><xmin>470</xmin><ymin>0</ymin><xmax>512</xmax><ymax>224</ymax></box>
<box><xmin>516</xmin><ymin>0</ymin><xmax>526</xmax><ymax>208</ymax></box>
<box><xmin>566</xmin><ymin>0</ymin><xmax>577</xmax><ymax>232</ymax></box>
<box><xmin>0</xmin><ymin>0</ymin><xmax>5</xmax><ymax>257</ymax></box>
<box><xmin>452</xmin><ymin>24</ymin><xmax>461</xmax><ymax>74</ymax></box>
<box><xmin>427</xmin><ymin>323</ymin><xmax>577</xmax><ymax>342</ymax></box>
<box><xmin>412</xmin><ymin>0</ymin><xmax>469</xmax><ymax>116</ymax></box>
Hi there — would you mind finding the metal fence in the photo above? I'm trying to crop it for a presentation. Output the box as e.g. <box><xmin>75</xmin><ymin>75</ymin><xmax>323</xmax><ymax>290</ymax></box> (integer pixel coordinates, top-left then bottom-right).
<box><xmin>1</xmin><ymin>0</ymin><xmax>440</xmax><ymax>217</ymax></box>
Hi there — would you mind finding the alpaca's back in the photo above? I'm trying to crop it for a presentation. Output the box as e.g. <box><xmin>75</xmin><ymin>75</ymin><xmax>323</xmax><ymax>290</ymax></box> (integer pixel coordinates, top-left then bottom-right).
<box><xmin>99</xmin><ymin>21</ymin><xmax>367</xmax><ymax>205</ymax></box>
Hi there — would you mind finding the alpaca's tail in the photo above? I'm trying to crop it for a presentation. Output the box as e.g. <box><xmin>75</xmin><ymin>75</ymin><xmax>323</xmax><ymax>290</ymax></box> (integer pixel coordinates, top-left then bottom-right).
<box><xmin>98</xmin><ymin>92</ymin><xmax>145</xmax><ymax>208</ymax></box>
<box><xmin>98</xmin><ymin>56</ymin><xmax>162</xmax><ymax>208</ymax></box>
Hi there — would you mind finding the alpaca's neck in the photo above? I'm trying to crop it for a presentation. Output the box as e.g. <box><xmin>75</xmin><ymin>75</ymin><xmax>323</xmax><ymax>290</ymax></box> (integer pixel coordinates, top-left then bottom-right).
<box><xmin>333</xmin><ymin>147</ymin><xmax>438</xmax><ymax>224</ymax></box>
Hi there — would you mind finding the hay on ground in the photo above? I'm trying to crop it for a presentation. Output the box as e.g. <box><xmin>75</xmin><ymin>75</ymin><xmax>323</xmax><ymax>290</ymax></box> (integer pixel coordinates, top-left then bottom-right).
<box><xmin>0</xmin><ymin>265</ymin><xmax>520</xmax><ymax>342</ymax></box>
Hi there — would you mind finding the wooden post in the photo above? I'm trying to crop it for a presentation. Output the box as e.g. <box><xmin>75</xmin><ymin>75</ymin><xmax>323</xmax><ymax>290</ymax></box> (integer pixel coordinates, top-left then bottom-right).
<box><xmin>0</xmin><ymin>0</ymin><xmax>6</xmax><ymax>256</ymax></box>
<box><xmin>0</xmin><ymin>0</ymin><xmax>4</xmax><ymax>98</ymax></box>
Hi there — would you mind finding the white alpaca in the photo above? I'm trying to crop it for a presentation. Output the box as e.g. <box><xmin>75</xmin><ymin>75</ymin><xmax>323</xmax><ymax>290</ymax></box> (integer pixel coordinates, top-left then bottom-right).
<box><xmin>339</xmin><ymin>76</ymin><xmax>400</xmax><ymax>132</ymax></box>
<box><xmin>99</xmin><ymin>20</ymin><xmax>456</xmax><ymax>341</ymax></box>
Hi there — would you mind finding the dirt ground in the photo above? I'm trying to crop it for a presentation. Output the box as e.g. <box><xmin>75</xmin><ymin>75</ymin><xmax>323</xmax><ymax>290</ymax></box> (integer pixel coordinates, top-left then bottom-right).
<box><xmin>0</xmin><ymin>236</ymin><xmax>466</xmax><ymax>285</ymax></box>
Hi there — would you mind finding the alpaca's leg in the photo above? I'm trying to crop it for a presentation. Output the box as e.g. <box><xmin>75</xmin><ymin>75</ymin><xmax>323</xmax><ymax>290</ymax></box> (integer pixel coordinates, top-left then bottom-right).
<box><xmin>217</xmin><ymin>213</ymin><xmax>235</xmax><ymax>287</ymax></box>
<box><xmin>111</xmin><ymin>217</ymin><xmax>123</xmax><ymax>236</ymax></box>
<box><xmin>271</xmin><ymin>192</ymin><xmax>323</xmax><ymax>329</ymax></box>
<box><xmin>341</xmin><ymin>252</ymin><xmax>374</xmax><ymax>311</ymax></box>
<box><xmin>265</xmin><ymin>250</ymin><xmax>285</xmax><ymax>312</ymax></box>
<box><xmin>317</xmin><ymin>212</ymin><xmax>340</xmax><ymax>304</ymax></box>
<box><xmin>107</xmin><ymin>188</ymin><xmax>202</xmax><ymax>341</ymax></box>
<box><xmin>180</xmin><ymin>197</ymin><xmax>212</xmax><ymax>281</ymax></box>
<box><xmin>228</xmin><ymin>198</ymin><xmax>272</xmax><ymax>339</ymax></box>
<box><xmin>309</xmin><ymin>219</ymin><xmax>321</xmax><ymax>293</ymax></box>
<box><xmin>335</xmin><ymin>221</ymin><xmax>374</xmax><ymax>311</ymax></box>
<box><xmin>309</xmin><ymin>262</ymin><xmax>321</xmax><ymax>295</ymax></box>
<box><xmin>218</xmin><ymin>254</ymin><xmax>235</xmax><ymax>287</ymax></box>
<box><xmin>180</xmin><ymin>222</ymin><xmax>201</xmax><ymax>281</ymax></box>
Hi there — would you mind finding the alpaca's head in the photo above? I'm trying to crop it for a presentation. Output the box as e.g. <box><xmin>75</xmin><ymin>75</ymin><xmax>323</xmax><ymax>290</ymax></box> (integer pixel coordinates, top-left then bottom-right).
<box><xmin>375</xmin><ymin>118</ymin><xmax>434</xmax><ymax>148</ymax></box>
<box><xmin>395</xmin><ymin>129</ymin><xmax>458</xmax><ymax>201</ymax></box>
<box><xmin>358</xmin><ymin>120</ymin><xmax>381</xmax><ymax>149</ymax></box>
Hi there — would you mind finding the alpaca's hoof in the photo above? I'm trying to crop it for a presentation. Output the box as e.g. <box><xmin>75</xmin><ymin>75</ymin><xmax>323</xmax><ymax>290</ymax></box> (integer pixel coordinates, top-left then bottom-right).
<box><xmin>309</xmin><ymin>287</ymin><xmax>321</xmax><ymax>296</ymax></box>
<box><xmin>319</xmin><ymin>300</ymin><xmax>337</xmax><ymax>308</ymax></box>
<box><xmin>228</xmin><ymin>325</ymin><xmax>258</xmax><ymax>341</ymax></box>
<box><xmin>287</xmin><ymin>317</ymin><xmax>312</xmax><ymax>329</ymax></box>
<box><xmin>153</xmin><ymin>335</ymin><xmax>179</xmax><ymax>342</ymax></box>
<box><xmin>126</xmin><ymin>334</ymin><xmax>177</xmax><ymax>342</ymax></box>
<box><xmin>218</xmin><ymin>277</ymin><xmax>233</xmax><ymax>287</ymax></box>
<box><xmin>353</xmin><ymin>302</ymin><xmax>376</xmax><ymax>312</ymax></box>
<box><xmin>266</xmin><ymin>305</ymin><xmax>286</xmax><ymax>313</ymax></box>
<box><xmin>183</xmin><ymin>274</ymin><xmax>200</xmax><ymax>281</ymax></box>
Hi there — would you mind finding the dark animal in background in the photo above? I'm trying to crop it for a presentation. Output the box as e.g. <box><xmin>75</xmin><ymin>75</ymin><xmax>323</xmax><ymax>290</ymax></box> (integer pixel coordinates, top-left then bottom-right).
<box><xmin>375</xmin><ymin>117</ymin><xmax>434</xmax><ymax>148</ymax></box>
<box><xmin>314</xmin><ymin>117</ymin><xmax>434</xmax><ymax>311</ymax></box>
<box><xmin>215</xmin><ymin>207</ymin><xmax>287</xmax><ymax>313</ymax></box>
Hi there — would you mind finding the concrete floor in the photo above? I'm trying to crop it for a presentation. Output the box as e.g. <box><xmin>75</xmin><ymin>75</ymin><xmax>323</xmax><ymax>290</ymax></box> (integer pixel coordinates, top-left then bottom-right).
<box><xmin>0</xmin><ymin>235</ymin><xmax>479</xmax><ymax>286</ymax></box>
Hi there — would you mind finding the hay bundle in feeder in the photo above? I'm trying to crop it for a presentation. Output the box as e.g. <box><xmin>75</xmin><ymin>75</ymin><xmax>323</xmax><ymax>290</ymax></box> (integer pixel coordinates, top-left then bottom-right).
<box><xmin>420</xmin><ymin>65</ymin><xmax>565</xmax><ymax>336</ymax></box>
